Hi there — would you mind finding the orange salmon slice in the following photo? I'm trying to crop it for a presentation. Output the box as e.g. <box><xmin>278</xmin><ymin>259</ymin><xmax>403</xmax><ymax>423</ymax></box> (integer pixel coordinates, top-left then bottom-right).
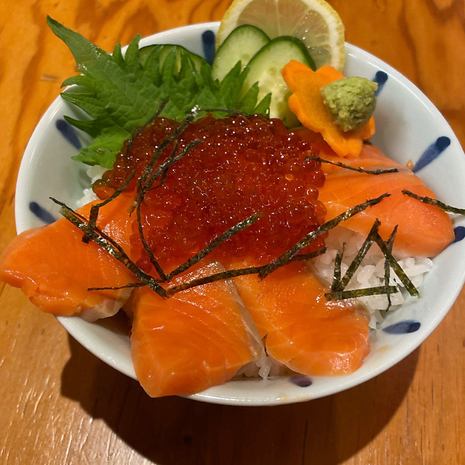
<box><xmin>128</xmin><ymin>262</ymin><xmax>261</xmax><ymax>397</ymax></box>
<box><xmin>233</xmin><ymin>262</ymin><xmax>370</xmax><ymax>376</ymax></box>
<box><xmin>319</xmin><ymin>144</ymin><xmax>454</xmax><ymax>257</ymax></box>
<box><xmin>0</xmin><ymin>194</ymin><xmax>136</xmax><ymax>320</ymax></box>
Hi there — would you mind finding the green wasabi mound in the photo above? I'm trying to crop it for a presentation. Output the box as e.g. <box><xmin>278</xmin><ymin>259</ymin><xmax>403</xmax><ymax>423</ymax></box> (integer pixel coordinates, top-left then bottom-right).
<box><xmin>321</xmin><ymin>77</ymin><xmax>378</xmax><ymax>132</ymax></box>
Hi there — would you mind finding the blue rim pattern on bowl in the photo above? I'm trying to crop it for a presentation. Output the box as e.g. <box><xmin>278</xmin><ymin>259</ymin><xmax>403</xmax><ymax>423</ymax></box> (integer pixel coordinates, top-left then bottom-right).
<box><xmin>201</xmin><ymin>30</ymin><xmax>216</xmax><ymax>64</ymax></box>
<box><xmin>413</xmin><ymin>137</ymin><xmax>451</xmax><ymax>173</ymax></box>
<box><xmin>454</xmin><ymin>227</ymin><xmax>465</xmax><ymax>243</ymax></box>
<box><xmin>373</xmin><ymin>70</ymin><xmax>388</xmax><ymax>95</ymax></box>
<box><xmin>29</xmin><ymin>201</ymin><xmax>56</xmax><ymax>224</ymax></box>
<box><xmin>290</xmin><ymin>375</ymin><xmax>313</xmax><ymax>387</ymax></box>
<box><xmin>382</xmin><ymin>320</ymin><xmax>421</xmax><ymax>334</ymax></box>
<box><xmin>55</xmin><ymin>119</ymin><xmax>82</xmax><ymax>149</ymax></box>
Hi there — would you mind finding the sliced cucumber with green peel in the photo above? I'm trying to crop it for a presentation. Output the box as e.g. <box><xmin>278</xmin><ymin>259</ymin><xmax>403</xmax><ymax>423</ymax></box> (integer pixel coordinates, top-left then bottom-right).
<box><xmin>212</xmin><ymin>25</ymin><xmax>270</xmax><ymax>81</ymax></box>
<box><xmin>139</xmin><ymin>44</ymin><xmax>205</xmax><ymax>72</ymax></box>
<box><xmin>243</xmin><ymin>36</ymin><xmax>315</xmax><ymax>127</ymax></box>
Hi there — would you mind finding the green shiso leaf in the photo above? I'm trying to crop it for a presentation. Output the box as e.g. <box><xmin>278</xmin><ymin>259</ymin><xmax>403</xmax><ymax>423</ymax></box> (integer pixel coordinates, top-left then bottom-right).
<box><xmin>47</xmin><ymin>17</ymin><xmax>271</xmax><ymax>168</ymax></box>
<box><xmin>73</xmin><ymin>129</ymin><xmax>130</xmax><ymax>167</ymax></box>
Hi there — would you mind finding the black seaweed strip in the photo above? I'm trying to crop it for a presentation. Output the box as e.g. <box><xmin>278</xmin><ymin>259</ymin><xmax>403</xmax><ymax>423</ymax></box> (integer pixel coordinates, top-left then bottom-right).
<box><xmin>156</xmin><ymin>137</ymin><xmax>181</xmax><ymax>186</ymax></box>
<box><xmin>138</xmin><ymin>110</ymin><xmax>195</xmax><ymax>192</ymax></box>
<box><xmin>293</xmin><ymin>248</ymin><xmax>327</xmax><ymax>261</ymax></box>
<box><xmin>135</xmin><ymin>201</ymin><xmax>167</xmax><ymax>281</ymax></box>
<box><xmin>133</xmin><ymin>117</ymin><xmax>198</xmax><ymax>281</ymax></box>
<box><xmin>402</xmin><ymin>190</ymin><xmax>465</xmax><ymax>215</ymax></box>
<box><xmin>384</xmin><ymin>225</ymin><xmax>398</xmax><ymax>311</ymax></box>
<box><xmin>167</xmin><ymin>249</ymin><xmax>329</xmax><ymax>295</ymax></box>
<box><xmin>338</xmin><ymin>219</ymin><xmax>381</xmax><ymax>291</ymax></box>
<box><xmin>50</xmin><ymin>197</ymin><xmax>168</xmax><ymax>297</ymax></box>
<box><xmin>84</xmin><ymin>167</ymin><xmax>136</xmax><ymax>243</ymax></box>
<box><xmin>135</xmin><ymin>117</ymin><xmax>198</xmax><ymax>208</ymax></box>
<box><xmin>259</xmin><ymin>194</ymin><xmax>390</xmax><ymax>278</ymax></box>
<box><xmin>325</xmin><ymin>285</ymin><xmax>399</xmax><ymax>301</ymax></box>
<box><xmin>373</xmin><ymin>231</ymin><xmax>419</xmax><ymax>297</ymax></box>
<box><xmin>135</xmin><ymin>139</ymin><xmax>202</xmax><ymax>281</ymax></box>
<box><xmin>306</xmin><ymin>156</ymin><xmax>399</xmax><ymax>175</ymax></box>
<box><xmin>89</xmin><ymin>249</ymin><xmax>328</xmax><ymax>293</ymax></box>
<box><xmin>166</xmin><ymin>212</ymin><xmax>261</xmax><ymax>280</ymax></box>
<box><xmin>135</xmin><ymin>116</ymin><xmax>193</xmax><ymax>205</ymax></box>
<box><xmin>166</xmin><ymin>265</ymin><xmax>266</xmax><ymax>295</ymax></box>
<box><xmin>331</xmin><ymin>244</ymin><xmax>345</xmax><ymax>291</ymax></box>
<box><xmin>137</xmin><ymin>138</ymin><xmax>171</xmax><ymax>193</ymax></box>
<box><xmin>82</xmin><ymin>100</ymin><xmax>169</xmax><ymax>243</ymax></box>
<box><xmin>133</xmin><ymin>139</ymin><xmax>174</xmax><ymax>281</ymax></box>
<box><xmin>51</xmin><ymin>195</ymin><xmax>391</xmax><ymax>297</ymax></box>
<box><xmin>156</xmin><ymin>139</ymin><xmax>202</xmax><ymax>187</ymax></box>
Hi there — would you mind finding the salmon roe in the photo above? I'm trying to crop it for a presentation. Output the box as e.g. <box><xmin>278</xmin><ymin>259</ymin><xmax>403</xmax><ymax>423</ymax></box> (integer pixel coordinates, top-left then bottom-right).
<box><xmin>97</xmin><ymin>115</ymin><xmax>327</xmax><ymax>272</ymax></box>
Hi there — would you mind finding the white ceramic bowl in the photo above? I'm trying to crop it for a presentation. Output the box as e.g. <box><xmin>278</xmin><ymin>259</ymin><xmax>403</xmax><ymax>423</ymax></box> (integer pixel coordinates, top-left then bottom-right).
<box><xmin>15</xmin><ymin>22</ymin><xmax>465</xmax><ymax>405</ymax></box>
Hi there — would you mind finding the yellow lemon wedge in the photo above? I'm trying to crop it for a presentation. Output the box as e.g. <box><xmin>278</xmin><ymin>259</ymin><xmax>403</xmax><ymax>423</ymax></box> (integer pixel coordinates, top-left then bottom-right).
<box><xmin>217</xmin><ymin>0</ymin><xmax>346</xmax><ymax>70</ymax></box>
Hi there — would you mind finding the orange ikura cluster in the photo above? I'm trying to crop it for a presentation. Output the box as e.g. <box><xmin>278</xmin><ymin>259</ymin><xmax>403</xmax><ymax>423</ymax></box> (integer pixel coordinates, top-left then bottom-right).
<box><xmin>97</xmin><ymin>114</ymin><xmax>329</xmax><ymax>271</ymax></box>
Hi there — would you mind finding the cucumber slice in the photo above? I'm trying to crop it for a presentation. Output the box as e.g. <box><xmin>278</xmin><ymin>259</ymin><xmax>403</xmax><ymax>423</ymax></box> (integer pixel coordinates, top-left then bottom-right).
<box><xmin>139</xmin><ymin>44</ymin><xmax>206</xmax><ymax>72</ymax></box>
<box><xmin>212</xmin><ymin>25</ymin><xmax>270</xmax><ymax>81</ymax></box>
<box><xmin>243</xmin><ymin>36</ymin><xmax>315</xmax><ymax>127</ymax></box>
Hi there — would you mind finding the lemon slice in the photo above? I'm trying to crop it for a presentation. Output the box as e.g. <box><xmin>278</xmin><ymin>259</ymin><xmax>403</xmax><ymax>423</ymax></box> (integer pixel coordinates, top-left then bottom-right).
<box><xmin>217</xmin><ymin>0</ymin><xmax>345</xmax><ymax>70</ymax></box>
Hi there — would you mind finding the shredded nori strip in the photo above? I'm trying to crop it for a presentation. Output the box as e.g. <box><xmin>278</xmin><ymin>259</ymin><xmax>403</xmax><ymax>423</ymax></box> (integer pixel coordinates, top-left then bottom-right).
<box><xmin>402</xmin><ymin>190</ymin><xmax>465</xmax><ymax>215</ymax></box>
<box><xmin>53</xmin><ymin>193</ymin><xmax>394</xmax><ymax>298</ymax></box>
<box><xmin>83</xmin><ymin>167</ymin><xmax>137</xmax><ymax>244</ymax></box>
<box><xmin>383</xmin><ymin>225</ymin><xmax>398</xmax><ymax>311</ymax></box>
<box><xmin>331</xmin><ymin>244</ymin><xmax>345</xmax><ymax>291</ymax></box>
<box><xmin>156</xmin><ymin>139</ymin><xmax>202</xmax><ymax>186</ymax></box>
<box><xmin>133</xmin><ymin>119</ymin><xmax>201</xmax><ymax>281</ymax></box>
<box><xmin>325</xmin><ymin>285</ymin><xmax>399</xmax><ymax>301</ymax></box>
<box><xmin>134</xmin><ymin>139</ymin><xmax>202</xmax><ymax>281</ymax></box>
<box><xmin>259</xmin><ymin>193</ymin><xmax>390</xmax><ymax>278</ymax></box>
<box><xmin>90</xmin><ymin>248</ymin><xmax>327</xmax><ymax>293</ymax></box>
<box><xmin>166</xmin><ymin>265</ymin><xmax>266</xmax><ymax>295</ymax></box>
<box><xmin>324</xmin><ymin>219</ymin><xmax>417</xmax><ymax>305</ymax></box>
<box><xmin>306</xmin><ymin>156</ymin><xmax>399</xmax><ymax>175</ymax></box>
<box><xmin>293</xmin><ymin>248</ymin><xmax>327</xmax><ymax>261</ymax></box>
<box><xmin>373</xmin><ymin>231</ymin><xmax>419</xmax><ymax>297</ymax></box>
<box><xmin>82</xmin><ymin>100</ymin><xmax>169</xmax><ymax>243</ymax></box>
<box><xmin>50</xmin><ymin>197</ymin><xmax>168</xmax><ymax>297</ymax></box>
<box><xmin>136</xmin><ymin>138</ymin><xmax>170</xmax><ymax>195</ymax></box>
<box><xmin>166</xmin><ymin>212</ymin><xmax>261</xmax><ymax>280</ymax></box>
<box><xmin>338</xmin><ymin>219</ymin><xmax>381</xmax><ymax>291</ymax></box>
<box><xmin>134</xmin><ymin>112</ymin><xmax>197</xmax><ymax>215</ymax></box>
<box><xmin>135</xmin><ymin>202</ymin><xmax>167</xmax><ymax>281</ymax></box>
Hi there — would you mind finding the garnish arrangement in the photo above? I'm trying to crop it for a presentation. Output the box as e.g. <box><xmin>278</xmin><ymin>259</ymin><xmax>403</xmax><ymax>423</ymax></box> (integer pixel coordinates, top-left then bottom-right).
<box><xmin>1</xmin><ymin>0</ymin><xmax>463</xmax><ymax>398</ymax></box>
<box><xmin>48</xmin><ymin>17</ymin><xmax>271</xmax><ymax>168</ymax></box>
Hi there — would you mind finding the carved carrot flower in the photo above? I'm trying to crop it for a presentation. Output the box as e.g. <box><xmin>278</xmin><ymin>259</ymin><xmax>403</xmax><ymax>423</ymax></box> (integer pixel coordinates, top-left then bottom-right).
<box><xmin>282</xmin><ymin>60</ymin><xmax>376</xmax><ymax>158</ymax></box>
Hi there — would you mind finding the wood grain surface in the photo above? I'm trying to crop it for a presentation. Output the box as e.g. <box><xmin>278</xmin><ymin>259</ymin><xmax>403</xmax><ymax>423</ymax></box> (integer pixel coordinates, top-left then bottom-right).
<box><xmin>1</xmin><ymin>1</ymin><xmax>464</xmax><ymax>464</ymax></box>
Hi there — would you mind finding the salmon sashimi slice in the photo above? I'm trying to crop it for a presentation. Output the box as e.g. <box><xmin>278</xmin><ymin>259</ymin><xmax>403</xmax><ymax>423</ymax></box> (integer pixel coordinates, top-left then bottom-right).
<box><xmin>128</xmin><ymin>262</ymin><xmax>264</xmax><ymax>397</ymax></box>
<box><xmin>233</xmin><ymin>262</ymin><xmax>370</xmax><ymax>376</ymax></box>
<box><xmin>319</xmin><ymin>144</ymin><xmax>454</xmax><ymax>257</ymax></box>
<box><xmin>0</xmin><ymin>194</ymin><xmax>136</xmax><ymax>320</ymax></box>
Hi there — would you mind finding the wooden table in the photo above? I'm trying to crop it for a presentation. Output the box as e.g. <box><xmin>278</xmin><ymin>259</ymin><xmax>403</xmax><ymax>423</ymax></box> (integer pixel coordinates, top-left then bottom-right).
<box><xmin>1</xmin><ymin>1</ymin><xmax>464</xmax><ymax>463</ymax></box>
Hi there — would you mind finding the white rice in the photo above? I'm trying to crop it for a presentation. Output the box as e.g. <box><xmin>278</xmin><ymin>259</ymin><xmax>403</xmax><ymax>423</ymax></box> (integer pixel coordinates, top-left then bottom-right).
<box><xmin>237</xmin><ymin>358</ymin><xmax>291</xmax><ymax>378</ymax></box>
<box><xmin>311</xmin><ymin>227</ymin><xmax>433</xmax><ymax>329</ymax></box>
<box><xmin>75</xmin><ymin>165</ymin><xmax>106</xmax><ymax>207</ymax></box>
